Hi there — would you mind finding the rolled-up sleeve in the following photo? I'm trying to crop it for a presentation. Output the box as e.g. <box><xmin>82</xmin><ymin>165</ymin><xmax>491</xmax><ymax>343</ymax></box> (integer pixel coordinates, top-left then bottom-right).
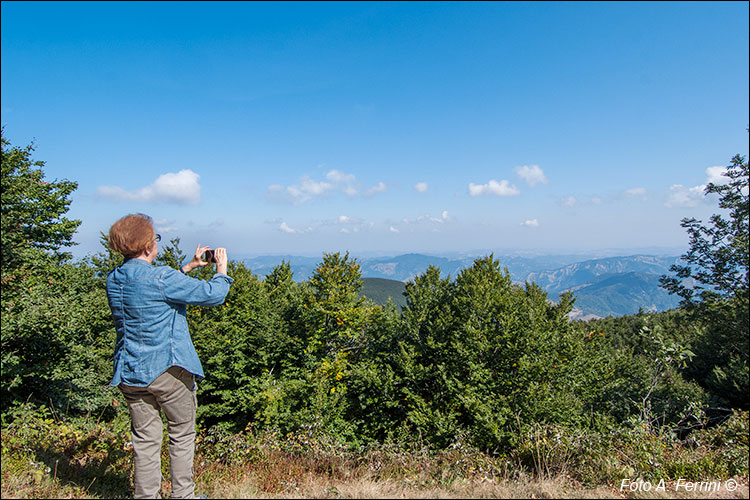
<box><xmin>159</xmin><ymin>267</ymin><xmax>233</xmax><ymax>306</ymax></box>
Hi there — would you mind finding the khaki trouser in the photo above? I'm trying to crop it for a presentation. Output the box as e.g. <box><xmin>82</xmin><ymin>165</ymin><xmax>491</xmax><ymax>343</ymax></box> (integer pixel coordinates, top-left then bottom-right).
<box><xmin>120</xmin><ymin>366</ymin><xmax>198</xmax><ymax>499</ymax></box>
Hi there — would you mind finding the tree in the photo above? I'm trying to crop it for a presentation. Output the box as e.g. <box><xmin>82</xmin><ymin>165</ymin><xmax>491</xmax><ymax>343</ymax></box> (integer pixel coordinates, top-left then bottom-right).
<box><xmin>191</xmin><ymin>261</ymin><xmax>282</xmax><ymax>430</ymax></box>
<box><xmin>304</xmin><ymin>252</ymin><xmax>367</xmax><ymax>356</ymax></box>
<box><xmin>86</xmin><ymin>232</ymin><xmax>124</xmax><ymax>284</ymax></box>
<box><xmin>1</xmin><ymin>131</ymin><xmax>114</xmax><ymax>417</ymax></box>
<box><xmin>395</xmin><ymin>256</ymin><xmax>614</xmax><ymax>450</ymax></box>
<box><xmin>661</xmin><ymin>153</ymin><xmax>749</xmax><ymax>409</ymax></box>
<box><xmin>154</xmin><ymin>236</ymin><xmax>187</xmax><ymax>269</ymax></box>
<box><xmin>661</xmin><ymin>154</ymin><xmax>749</xmax><ymax>304</ymax></box>
<box><xmin>1</xmin><ymin>128</ymin><xmax>80</xmax><ymax>274</ymax></box>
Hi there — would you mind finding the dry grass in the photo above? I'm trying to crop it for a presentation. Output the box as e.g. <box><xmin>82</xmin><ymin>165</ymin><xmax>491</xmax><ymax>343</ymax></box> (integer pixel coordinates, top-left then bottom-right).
<box><xmin>202</xmin><ymin>474</ymin><xmax>749</xmax><ymax>499</ymax></box>
<box><xmin>3</xmin><ymin>454</ymin><xmax>748</xmax><ymax>499</ymax></box>
<box><xmin>188</xmin><ymin>449</ymin><xmax>748</xmax><ymax>500</ymax></box>
<box><xmin>3</xmin><ymin>411</ymin><xmax>748</xmax><ymax>499</ymax></box>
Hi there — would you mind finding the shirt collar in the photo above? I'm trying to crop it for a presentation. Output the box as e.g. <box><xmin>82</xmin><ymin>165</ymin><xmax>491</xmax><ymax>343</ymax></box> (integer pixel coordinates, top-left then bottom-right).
<box><xmin>123</xmin><ymin>257</ymin><xmax>153</xmax><ymax>267</ymax></box>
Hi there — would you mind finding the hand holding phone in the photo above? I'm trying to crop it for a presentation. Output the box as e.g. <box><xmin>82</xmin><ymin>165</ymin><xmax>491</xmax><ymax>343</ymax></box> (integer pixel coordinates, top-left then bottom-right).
<box><xmin>203</xmin><ymin>249</ymin><xmax>215</xmax><ymax>263</ymax></box>
<box><xmin>213</xmin><ymin>248</ymin><xmax>228</xmax><ymax>275</ymax></box>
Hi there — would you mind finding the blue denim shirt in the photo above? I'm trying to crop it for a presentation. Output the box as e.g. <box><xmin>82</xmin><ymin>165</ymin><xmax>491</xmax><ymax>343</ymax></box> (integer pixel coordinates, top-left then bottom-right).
<box><xmin>106</xmin><ymin>258</ymin><xmax>233</xmax><ymax>387</ymax></box>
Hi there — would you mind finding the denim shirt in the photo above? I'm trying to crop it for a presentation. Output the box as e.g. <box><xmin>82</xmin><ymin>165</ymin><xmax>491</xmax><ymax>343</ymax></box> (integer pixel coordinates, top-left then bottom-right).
<box><xmin>106</xmin><ymin>258</ymin><xmax>233</xmax><ymax>387</ymax></box>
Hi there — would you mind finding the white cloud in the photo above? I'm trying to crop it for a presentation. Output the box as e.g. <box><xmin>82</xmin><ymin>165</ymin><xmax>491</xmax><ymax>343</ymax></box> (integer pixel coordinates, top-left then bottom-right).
<box><xmin>515</xmin><ymin>165</ymin><xmax>548</xmax><ymax>187</ymax></box>
<box><xmin>414</xmin><ymin>182</ymin><xmax>428</xmax><ymax>193</ymax></box>
<box><xmin>98</xmin><ymin>169</ymin><xmax>201</xmax><ymax>205</ymax></box>
<box><xmin>365</xmin><ymin>181</ymin><xmax>387</xmax><ymax>196</ymax></box>
<box><xmin>706</xmin><ymin>166</ymin><xmax>730</xmax><ymax>185</ymax></box>
<box><xmin>663</xmin><ymin>165</ymin><xmax>735</xmax><ymax>208</ymax></box>
<box><xmin>468</xmin><ymin>179</ymin><xmax>520</xmax><ymax>197</ymax></box>
<box><xmin>561</xmin><ymin>195</ymin><xmax>577</xmax><ymax>207</ymax></box>
<box><xmin>521</xmin><ymin>219</ymin><xmax>539</xmax><ymax>227</ymax></box>
<box><xmin>280</xmin><ymin>222</ymin><xmax>298</xmax><ymax>234</ymax></box>
<box><xmin>625</xmin><ymin>187</ymin><xmax>648</xmax><ymax>200</ymax></box>
<box><xmin>326</xmin><ymin>169</ymin><xmax>355</xmax><ymax>184</ymax></box>
<box><xmin>287</xmin><ymin>177</ymin><xmax>335</xmax><ymax>202</ymax></box>
<box><xmin>419</xmin><ymin>215</ymin><xmax>444</xmax><ymax>224</ymax></box>
<box><xmin>402</xmin><ymin>211</ymin><xmax>452</xmax><ymax>228</ymax></box>
<box><xmin>154</xmin><ymin>218</ymin><xmax>179</xmax><ymax>233</ymax></box>
<box><xmin>299</xmin><ymin>177</ymin><xmax>334</xmax><ymax>196</ymax></box>
<box><xmin>326</xmin><ymin>170</ymin><xmax>358</xmax><ymax>196</ymax></box>
<box><xmin>268</xmin><ymin>169</ymin><xmax>386</xmax><ymax>204</ymax></box>
<box><xmin>329</xmin><ymin>215</ymin><xmax>372</xmax><ymax>234</ymax></box>
<box><xmin>389</xmin><ymin>226</ymin><xmax>400</xmax><ymax>233</ymax></box>
<box><xmin>337</xmin><ymin>215</ymin><xmax>359</xmax><ymax>224</ymax></box>
<box><xmin>279</xmin><ymin>221</ymin><xmax>312</xmax><ymax>234</ymax></box>
<box><xmin>665</xmin><ymin>184</ymin><xmax>706</xmax><ymax>208</ymax></box>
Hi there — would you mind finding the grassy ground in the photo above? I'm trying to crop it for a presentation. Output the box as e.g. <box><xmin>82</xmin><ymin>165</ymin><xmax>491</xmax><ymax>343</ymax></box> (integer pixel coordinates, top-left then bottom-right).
<box><xmin>3</xmin><ymin>442</ymin><xmax>748</xmax><ymax>499</ymax></box>
<box><xmin>3</xmin><ymin>460</ymin><xmax>748</xmax><ymax>499</ymax></box>
<box><xmin>201</xmin><ymin>477</ymin><xmax>750</xmax><ymax>499</ymax></box>
<box><xmin>2</xmin><ymin>407</ymin><xmax>748</xmax><ymax>499</ymax></box>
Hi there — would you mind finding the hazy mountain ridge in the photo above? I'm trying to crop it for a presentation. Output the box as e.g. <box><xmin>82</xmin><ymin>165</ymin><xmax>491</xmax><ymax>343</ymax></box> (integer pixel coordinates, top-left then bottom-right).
<box><xmin>524</xmin><ymin>255</ymin><xmax>680</xmax><ymax>295</ymax></box>
<box><xmin>241</xmin><ymin>253</ymin><xmax>683</xmax><ymax>318</ymax></box>
<box><xmin>561</xmin><ymin>272</ymin><xmax>681</xmax><ymax>317</ymax></box>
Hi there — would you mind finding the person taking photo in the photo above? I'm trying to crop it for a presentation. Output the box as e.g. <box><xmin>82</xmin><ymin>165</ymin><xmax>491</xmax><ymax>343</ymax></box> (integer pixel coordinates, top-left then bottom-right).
<box><xmin>105</xmin><ymin>213</ymin><xmax>232</xmax><ymax>499</ymax></box>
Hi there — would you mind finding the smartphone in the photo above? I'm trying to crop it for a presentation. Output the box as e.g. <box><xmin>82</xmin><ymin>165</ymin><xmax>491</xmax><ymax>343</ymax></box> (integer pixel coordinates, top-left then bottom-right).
<box><xmin>203</xmin><ymin>249</ymin><xmax>215</xmax><ymax>263</ymax></box>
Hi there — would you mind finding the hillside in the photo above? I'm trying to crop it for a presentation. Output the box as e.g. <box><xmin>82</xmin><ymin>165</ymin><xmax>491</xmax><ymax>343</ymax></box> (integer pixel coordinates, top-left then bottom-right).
<box><xmin>524</xmin><ymin>255</ymin><xmax>679</xmax><ymax>295</ymax></box>
<box><xmin>565</xmin><ymin>272</ymin><xmax>681</xmax><ymax>317</ymax></box>
<box><xmin>524</xmin><ymin>256</ymin><xmax>682</xmax><ymax>317</ymax></box>
<box><xmin>360</xmin><ymin>278</ymin><xmax>407</xmax><ymax>309</ymax></box>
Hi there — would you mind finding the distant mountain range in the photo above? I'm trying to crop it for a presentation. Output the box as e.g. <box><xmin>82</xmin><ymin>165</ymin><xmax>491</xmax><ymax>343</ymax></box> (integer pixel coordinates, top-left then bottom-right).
<box><xmin>241</xmin><ymin>253</ymin><xmax>684</xmax><ymax>319</ymax></box>
<box><xmin>524</xmin><ymin>255</ymin><xmax>682</xmax><ymax>317</ymax></box>
<box><xmin>565</xmin><ymin>272</ymin><xmax>680</xmax><ymax>318</ymax></box>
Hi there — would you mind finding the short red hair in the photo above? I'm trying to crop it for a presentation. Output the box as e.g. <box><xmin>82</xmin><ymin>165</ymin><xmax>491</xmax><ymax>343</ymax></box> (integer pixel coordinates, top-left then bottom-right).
<box><xmin>108</xmin><ymin>213</ymin><xmax>155</xmax><ymax>258</ymax></box>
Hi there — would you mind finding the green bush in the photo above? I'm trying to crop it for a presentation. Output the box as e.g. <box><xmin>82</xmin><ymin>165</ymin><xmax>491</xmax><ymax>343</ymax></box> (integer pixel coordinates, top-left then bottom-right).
<box><xmin>1</xmin><ymin>261</ymin><xmax>117</xmax><ymax>417</ymax></box>
<box><xmin>512</xmin><ymin>410</ymin><xmax>749</xmax><ymax>485</ymax></box>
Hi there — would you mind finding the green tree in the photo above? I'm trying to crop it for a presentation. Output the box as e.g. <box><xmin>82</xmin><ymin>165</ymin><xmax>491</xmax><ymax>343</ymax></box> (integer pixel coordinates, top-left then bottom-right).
<box><xmin>85</xmin><ymin>232</ymin><xmax>124</xmax><ymax>284</ymax></box>
<box><xmin>1</xmin><ymin>131</ymin><xmax>114</xmax><ymax>417</ymax></box>
<box><xmin>191</xmin><ymin>262</ymin><xmax>282</xmax><ymax>430</ymax></box>
<box><xmin>263</xmin><ymin>261</ymin><xmax>307</xmax><ymax>375</ymax></box>
<box><xmin>1</xmin><ymin>128</ymin><xmax>80</xmax><ymax>274</ymax></box>
<box><xmin>393</xmin><ymin>256</ymin><xmax>614</xmax><ymax>450</ymax></box>
<box><xmin>304</xmin><ymin>252</ymin><xmax>367</xmax><ymax>357</ymax></box>
<box><xmin>154</xmin><ymin>236</ymin><xmax>187</xmax><ymax>269</ymax></box>
<box><xmin>661</xmin><ymin>153</ymin><xmax>749</xmax><ymax>409</ymax></box>
<box><xmin>1</xmin><ymin>261</ymin><xmax>116</xmax><ymax>416</ymax></box>
<box><xmin>578</xmin><ymin>310</ymin><xmax>707</xmax><ymax>426</ymax></box>
<box><xmin>264</xmin><ymin>260</ymin><xmax>300</xmax><ymax>329</ymax></box>
<box><xmin>661</xmin><ymin>154</ymin><xmax>748</xmax><ymax>304</ymax></box>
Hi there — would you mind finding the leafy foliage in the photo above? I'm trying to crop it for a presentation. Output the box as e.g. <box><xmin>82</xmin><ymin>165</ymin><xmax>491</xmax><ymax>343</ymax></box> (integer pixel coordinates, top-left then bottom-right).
<box><xmin>154</xmin><ymin>236</ymin><xmax>187</xmax><ymax>270</ymax></box>
<box><xmin>661</xmin><ymin>153</ymin><xmax>749</xmax><ymax>409</ymax></box>
<box><xmin>1</xmin><ymin>257</ymin><xmax>117</xmax><ymax>416</ymax></box>
<box><xmin>1</xmin><ymin>131</ymin><xmax>115</xmax><ymax>418</ymax></box>
<box><xmin>661</xmin><ymin>154</ymin><xmax>749</xmax><ymax>304</ymax></box>
<box><xmin>1</xmin><ymin>128</ymin><xmax>80</xmax><ymax>273</ymax></box>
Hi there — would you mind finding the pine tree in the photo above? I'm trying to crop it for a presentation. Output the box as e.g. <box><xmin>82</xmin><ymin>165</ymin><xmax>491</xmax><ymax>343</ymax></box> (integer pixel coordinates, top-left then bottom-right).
<box><xmin>661</xmin><ymin>153</ymin><xmax>749</xmax><ymax>409</ymax></box>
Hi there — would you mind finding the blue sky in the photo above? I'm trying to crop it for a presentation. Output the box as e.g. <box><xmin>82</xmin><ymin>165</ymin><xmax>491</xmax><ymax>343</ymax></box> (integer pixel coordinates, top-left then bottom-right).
<box><xmin>2</xmin><ymin>1</ymin><xmax>748</xmax><ymax>259</ymax></box>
